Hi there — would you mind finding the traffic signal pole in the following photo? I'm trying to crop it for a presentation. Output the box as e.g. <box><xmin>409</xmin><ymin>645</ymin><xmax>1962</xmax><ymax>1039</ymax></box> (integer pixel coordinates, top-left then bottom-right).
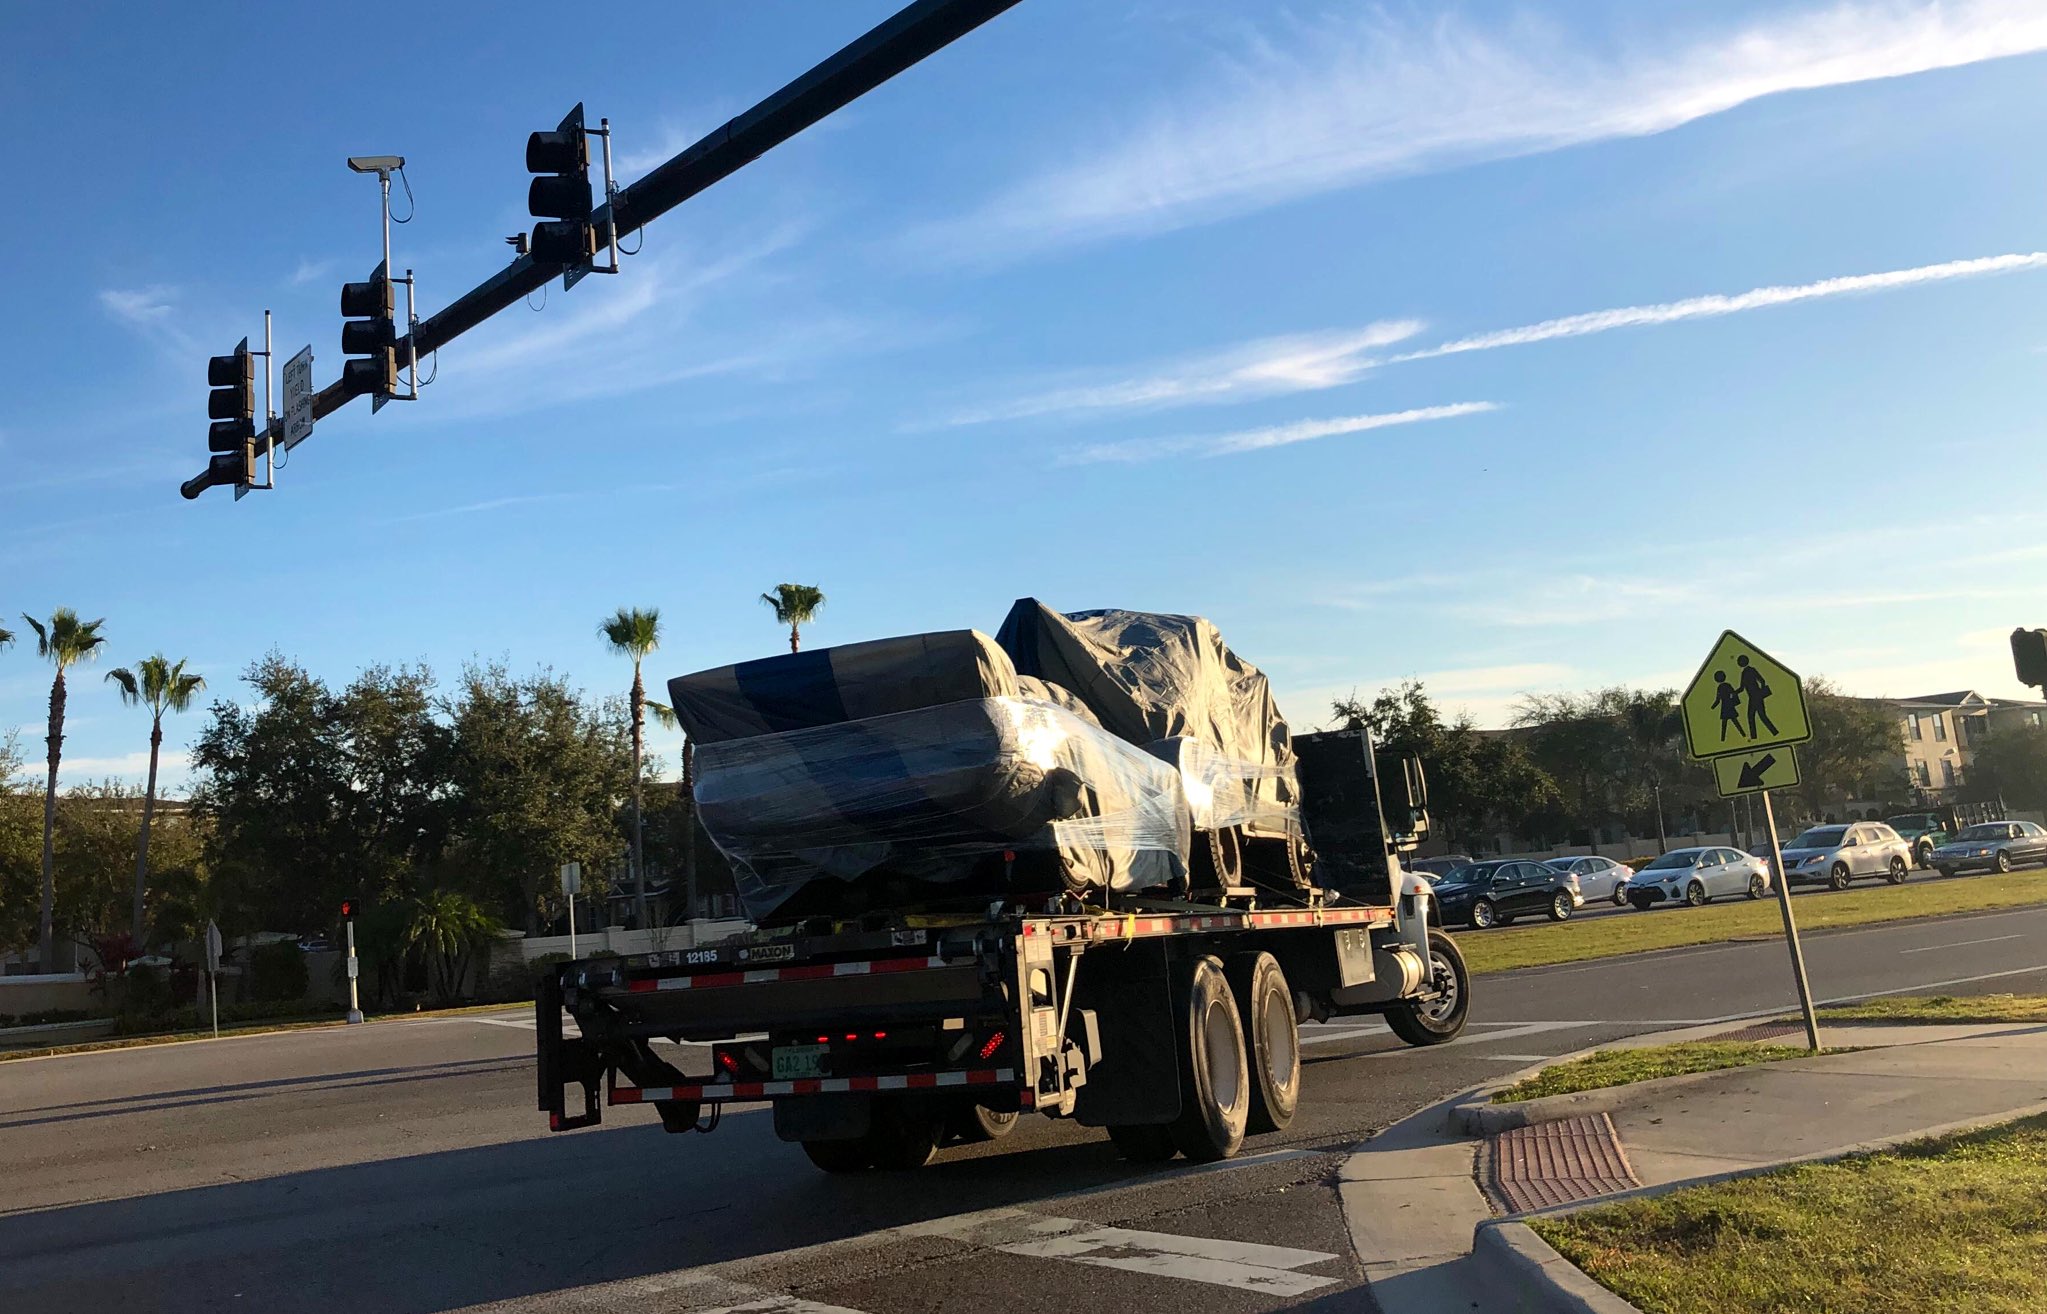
<box><xmin>181</xmin><ymin>0</ymin><xmax>1025</xmax><ymax>499</ymax></box>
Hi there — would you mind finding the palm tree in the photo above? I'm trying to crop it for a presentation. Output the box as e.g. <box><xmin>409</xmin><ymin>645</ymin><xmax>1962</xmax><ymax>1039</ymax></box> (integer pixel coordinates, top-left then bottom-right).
<box><xmin>760</xmin><ymin>583</ymin><xmax>826</xmax><ymax>654</ymax></box>
<box><xmin>401</xmin><ymin>890</ymin><xmax>504</xmax><ymax>1004</ymax></box>
<box><xmin>23</xmin><ymin>609</ymin><xmax>108</xmax><ymax>971</ymax></box>
<box><xmin>601</xmin><ymin>606</ymin><xmax>663</xmax><ymax>927</ymax></box>
<box><xmin>0</xmin><ymin>624</ymin><xmax>13</xmax><ymax>652</ymax></box>
<box><xmin>105</xmin><ymin>655</ymin><xmax>206</xmax><ymax>944</ymax></box>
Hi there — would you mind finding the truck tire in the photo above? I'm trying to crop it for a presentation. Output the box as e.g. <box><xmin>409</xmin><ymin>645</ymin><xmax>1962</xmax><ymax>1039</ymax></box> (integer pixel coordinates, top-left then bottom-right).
<box><xmin>1384</xmin><ymin>930</ymin><xmax>1471</xmax><ymax>1047</ymax></box>
<box><xmin>867</xmin><ymin>1099</ymin><xmax>943</xmax><ymax>1170</ymax></box>
<box><xmin>1226</xmin><ymin>952</ymin><xmax>1299</xmax><ymax>1135</ymax></box>
<box><xmin>802</xmin><ymin>1138</ymin><xmax>874</xmax><ymax>1173</ymax></box>
<box><xmin>1170</xmin><ymin>955</ymin><xmax>1250</xmax><ymax>1163</ymax></box>
<box><xmin>947</xmin><ymin>1103</ymin><xmax>1020</xmax><ymax>1143</ymax></box>
<box><xmin>1107</xmin><ymin>1123</ymin><xmax>1178</xmax><ymax>1163</ymax></box>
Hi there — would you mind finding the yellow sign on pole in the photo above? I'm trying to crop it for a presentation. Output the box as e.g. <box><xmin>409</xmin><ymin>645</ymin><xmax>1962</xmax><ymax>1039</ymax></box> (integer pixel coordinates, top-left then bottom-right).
<box><xmin>1681</xmin><ymin>630</ymin><xmax>1810</xmax><ymax>761</ymax></box>
<box><xmin>1713</xmin><ymin>747</ymin><xmax>1800</xmax><ymax>798</ymax></box>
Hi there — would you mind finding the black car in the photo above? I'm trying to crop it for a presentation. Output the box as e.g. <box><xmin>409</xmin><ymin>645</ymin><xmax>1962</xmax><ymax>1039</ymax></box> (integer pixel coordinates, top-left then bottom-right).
<box><xmin>1431</xmin><ymin>859</ymin><xmax>1577</xmax><ymax>929</ymax></box>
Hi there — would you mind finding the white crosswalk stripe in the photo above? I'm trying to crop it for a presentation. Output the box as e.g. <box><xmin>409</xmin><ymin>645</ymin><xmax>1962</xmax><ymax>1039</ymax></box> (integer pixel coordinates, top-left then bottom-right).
<box><xmin>903</xmin><ymin>1208</ymin><xmax>1341</xmax><ymax>1296</ymax></box>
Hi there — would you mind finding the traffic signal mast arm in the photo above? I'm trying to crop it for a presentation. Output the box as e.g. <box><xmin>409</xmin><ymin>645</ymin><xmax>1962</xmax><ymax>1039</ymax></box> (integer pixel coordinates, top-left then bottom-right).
<box><xmin>181</xmin><ymin>0</ymin><xmax>1024</xmax><ymax>500</ymax></box>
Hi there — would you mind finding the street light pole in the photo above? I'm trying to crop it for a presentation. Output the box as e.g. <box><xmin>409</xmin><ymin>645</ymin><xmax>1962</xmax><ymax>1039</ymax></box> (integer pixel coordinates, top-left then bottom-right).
<box><xmin>344</xmin><ymin>915</ymin><xmax>363</xmax><ymax>1025</ymax></box>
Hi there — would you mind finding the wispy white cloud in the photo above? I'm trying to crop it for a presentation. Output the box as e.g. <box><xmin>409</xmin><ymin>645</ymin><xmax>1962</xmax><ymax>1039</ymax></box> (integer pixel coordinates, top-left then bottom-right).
<box><xmin>955</xmin><ymin>249</ymin><xmax>2047</xmax><ymax>425</ymax></box>
<box><xmin>288</xmin><ymin>256</ymin><xmax>334</xmax><ymax>287</ymax></box>
<box><xmin>925</xmin><ymin>0</ymin><xmax>2047</xmax><ymax>257</ymax></box>
<box><xmin>1396</xmin><ymin>252</ymin><xmax>2047</xmax><ymax>361</ymax></box>
<box><xmin>99</xmin><ymin>284</ymin><xmax>201</xmax><ymax>358</ymax></box>
<box><xmin>57</xmin><ymin>749</ymin><xmax>192</xmax><ymax>790</ymax></box>
<box><xmin>1061</xmin><ymin>401</ymin><xmax>1497</xmax><ymax>464</ymax></box>
<box><xmin>943</xmin><ymin>321</ymin><xmax>1422</xmax><ymax>426</ymax></box>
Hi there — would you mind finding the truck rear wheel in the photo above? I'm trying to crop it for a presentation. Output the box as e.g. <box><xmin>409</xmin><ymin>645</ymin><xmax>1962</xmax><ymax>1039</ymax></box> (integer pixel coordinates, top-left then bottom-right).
<box><xmin>801</xmin><ymin>1138</ymin><xmax>873</xmax><ymax>1173</ymax></box>
<box><xmin>1106</xmin><ymin>1123</ymin><xmax>1178</xmax><ymax>1162</ymax></box>
<box><xmin>946</xmin><ymin>1102</ymin><xmax>1019</xmax><ymax>1143</ymax></box>
<box><xmin>1170</xmin><ymin>955</ymin><xmax>1250</xmax><ymax>1162</ymax></box>
<box><xmin>1384</xmin><ymin>930</ymin><xmax>1470</xmax><ymax>1047</ymax></box>
<box><xmin>1226</xmin><ymin>951</ymin><xmax>1299</xmax><ymax>1135</ymax></box>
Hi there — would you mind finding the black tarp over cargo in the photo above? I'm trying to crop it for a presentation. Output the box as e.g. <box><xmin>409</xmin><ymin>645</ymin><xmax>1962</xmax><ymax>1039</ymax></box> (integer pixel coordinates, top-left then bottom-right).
<box><xmin>667</xmin><ymin>629</ymin><xmax>1189</xmax><ymax>924</ymax></box>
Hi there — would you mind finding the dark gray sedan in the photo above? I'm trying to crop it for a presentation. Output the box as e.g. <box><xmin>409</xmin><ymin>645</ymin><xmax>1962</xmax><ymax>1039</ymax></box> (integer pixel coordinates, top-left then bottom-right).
<box><xmin>1931</xmin><ymin>821</ymin><xmax>2047</xmax><ymax>876</ymax></box>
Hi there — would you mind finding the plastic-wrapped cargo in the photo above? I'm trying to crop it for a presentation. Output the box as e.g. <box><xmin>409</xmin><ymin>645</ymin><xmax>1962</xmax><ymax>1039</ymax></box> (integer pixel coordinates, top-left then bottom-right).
<box><xmin>996</xmin><ymin>600</ymin><xmax>1305</xmax><ymax>859</ymax></box>
<box><xmin>669</xmin><ymin>632</ymin><xmax>1191</xmax><ymax>924</ymax></box>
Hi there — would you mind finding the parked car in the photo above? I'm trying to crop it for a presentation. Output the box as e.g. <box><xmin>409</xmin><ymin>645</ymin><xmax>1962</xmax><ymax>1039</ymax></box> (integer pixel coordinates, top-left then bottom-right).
<box><xmin>1433</xmin><ymin>859</ymin><xmax>1578</xmax><ymax>929</ymax></box>
<box><xmin>1624</xmin><ymin>847</ymin><xmax>1771</xmax><ymax>909</ymax></box>
<box><xmin>1929</xmin><ymin>820</ymin><xmax>2047</xmax><ymax>877</ymax></box>
<box><xmin>1543</xmin><ymin>855</ymin><xmax>1635</xmax><ymax>906</ymax></box>
<box><xmin>1778</xmin><ymin>822</ymin><xmax>1914</xmax><ymax>890</ymax></box>
<box><xmin>1407</xmin><ymin>854</ymin><xmax>1476</xmax><ymax>883</ymax></box>
<box><xmin>1884</xmin><ymin>812</ymin><xmax>1952</xmax><ymax>868</ymax></box>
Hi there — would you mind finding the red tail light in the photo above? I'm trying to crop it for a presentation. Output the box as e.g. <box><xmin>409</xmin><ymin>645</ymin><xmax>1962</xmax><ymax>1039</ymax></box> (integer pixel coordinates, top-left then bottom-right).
<box><xmin>716</xmin><ymin>1050</ymin><xmax>740</xmax><ymax>1074</ymax></box>
<box><xmin>979</xmin><ymin>1031</ymin><xmax>1005</xmax><ymax>1061</ymax></box>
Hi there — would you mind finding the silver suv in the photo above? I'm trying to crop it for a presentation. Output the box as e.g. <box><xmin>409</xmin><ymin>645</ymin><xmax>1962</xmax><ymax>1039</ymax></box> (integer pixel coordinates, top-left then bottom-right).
<box><xmin>1778</xmin><ymin>822</ymin><xmax>1915</xmax><ymax>890</ymax></box>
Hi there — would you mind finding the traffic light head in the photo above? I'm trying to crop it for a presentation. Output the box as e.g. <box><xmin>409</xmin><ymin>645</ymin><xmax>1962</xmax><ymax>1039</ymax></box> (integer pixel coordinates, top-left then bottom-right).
<box><xmin>527</xmin><ymin>103</ymin><xmax>593</xmax><ymax>266</ymax></box>
<box><xmin>340</xmin><ymin>899</ymin><xmax>358</xmax><ymax>919</ymax></box>
<box><xmin>2014</xmin><ymin>628</ymin><xmax>2047</xmax><ymax>690</ymax></box>
<box><xmin>204</xmin><ymin>339</ymin><xmax>256</xmax><ymax>477</ymax></box>
<box><xmin>339</xmin><ymin>265</ymin><xmax>397</xmax><ymax>396</ymax></box>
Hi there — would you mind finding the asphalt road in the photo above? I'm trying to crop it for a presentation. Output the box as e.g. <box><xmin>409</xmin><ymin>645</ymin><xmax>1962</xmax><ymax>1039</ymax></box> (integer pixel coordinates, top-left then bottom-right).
<box><xmin>6</xmin><ymin>904</ymin><xmax>2046</xmax><ymax>1314</ymax></box>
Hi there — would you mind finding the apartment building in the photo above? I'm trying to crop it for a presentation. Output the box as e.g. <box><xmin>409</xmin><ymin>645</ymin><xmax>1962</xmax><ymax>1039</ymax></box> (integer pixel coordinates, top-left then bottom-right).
<box><xmin>1871</xmin><ymin>690</ymin><xmax>2047</xmax><ymax>798</ymax></box>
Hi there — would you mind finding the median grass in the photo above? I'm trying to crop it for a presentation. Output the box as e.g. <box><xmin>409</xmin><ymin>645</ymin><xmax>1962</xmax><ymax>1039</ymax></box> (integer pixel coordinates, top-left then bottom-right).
<box><xmin>1532</xmin><ymin>1113</ymin><xmax>2047</xmax><ymax>1314</ymax></box>
<box><xmin>1454</xmin><ymin>869</ymin><xmax>2047</xmax><ymax>975</ymax></box>
<box><xmin>1491</xmin><ymin>1040</ymin><xmax>1816</xmax><ymax>1104</ymax></box>
<box><xmin>1804</xmin><ymin>993</ymin><xmax>2047</xmax><ymax>1025</ymax></box>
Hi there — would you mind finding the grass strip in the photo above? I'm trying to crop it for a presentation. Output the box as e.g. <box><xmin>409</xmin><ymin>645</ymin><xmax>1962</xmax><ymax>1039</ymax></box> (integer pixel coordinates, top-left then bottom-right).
<box><xmin>1803</xmin><ymin>993</ymin><xmax>2047</xmax><ymax>1025</ymax></box>
<box><xmin>1492</xmin><ymin>1041</ymin><xmax>1815</xmax><ymax>1104</ymax></box>
<box><xmin>1532</xmin><ymin>1114</ymin><xmax>2047</xmax><ymax>1314</ymax></box>
<box><xmin>1456</xmin><ymin>869</ymin><xmax>2047</xmax><ymax>975</ymax></box>
<box><xmin>0</xmin><ymin>998</ymin><xmax>536</xmax><ymax>1062</ymax></box>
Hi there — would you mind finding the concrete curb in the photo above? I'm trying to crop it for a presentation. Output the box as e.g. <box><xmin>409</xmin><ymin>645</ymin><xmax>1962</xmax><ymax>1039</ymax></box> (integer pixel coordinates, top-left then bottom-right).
<box><xmin>1468</xmin><ymin>1221</ymin><xmax>1644</xmax><ymax>1314</ymax></box>
<box><xmin>1456</xmin><ymin>1062</ymin><xmax>1790</xmax><ymax>1135</ymax></box>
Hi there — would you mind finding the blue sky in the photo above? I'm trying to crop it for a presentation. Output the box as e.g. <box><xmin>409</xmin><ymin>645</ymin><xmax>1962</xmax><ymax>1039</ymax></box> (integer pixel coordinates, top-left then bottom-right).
<box><xmin>5</xmin><ymin>0</ymin><xmax>2047</xmax><ymax>793</ymax></box>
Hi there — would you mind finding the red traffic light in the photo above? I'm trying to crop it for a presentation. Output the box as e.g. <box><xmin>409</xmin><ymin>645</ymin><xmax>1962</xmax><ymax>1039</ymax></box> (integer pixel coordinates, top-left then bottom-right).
<box><xmin>340</xmin><ymin>899</ymin><xmax>358</xmax><ymax>919</ymax></box>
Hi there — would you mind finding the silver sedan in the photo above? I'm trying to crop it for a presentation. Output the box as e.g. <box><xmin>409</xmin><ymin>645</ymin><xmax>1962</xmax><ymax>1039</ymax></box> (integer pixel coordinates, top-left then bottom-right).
<box><xmin>1624</xmin><ymin>846</ymin><xmax>1772</xmax><ymax>909</ymax></box>
<box><xmin>1544</xmin><ymin>855</ymin><xmax>1636</xmax><ymax>906</ymax></box>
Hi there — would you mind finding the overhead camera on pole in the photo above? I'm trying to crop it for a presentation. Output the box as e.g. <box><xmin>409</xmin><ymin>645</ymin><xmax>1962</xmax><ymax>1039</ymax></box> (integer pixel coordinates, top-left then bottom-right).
<box><xmin>526</xmin><ymin>103</ymin><xmax>619</xmax><ymax>288</ymax></box>
<box><xmin>345</xmin><ymin>154</ymin><xmax>420</xmax><ymax>412</ymax></box>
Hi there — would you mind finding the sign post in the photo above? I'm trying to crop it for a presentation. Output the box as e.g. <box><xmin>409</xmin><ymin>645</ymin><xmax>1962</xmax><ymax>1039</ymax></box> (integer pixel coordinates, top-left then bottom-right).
<box><xmin>343</xmin><ymin>903</ymin><xmax>363</xmax><ymax>1025</ymax></box>
<box><xmin>1681</xmin><ymin>630</ymin><xmax>1821</xmax><ymax>1052</ymax></box>
<box><xmin>561</xmin><ymin>862</ymin><xmax>583</xmax><ymax>958</ymax></box>
<box><xmin>204</xmin><ymin>921</ymin><xmax>223</xmax><ymax>1040</ymax></box>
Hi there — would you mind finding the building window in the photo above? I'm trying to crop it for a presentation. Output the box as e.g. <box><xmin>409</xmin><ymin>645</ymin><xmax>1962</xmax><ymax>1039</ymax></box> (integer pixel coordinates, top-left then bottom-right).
<box><xmin>1933</xmin><ymin>714</ymin><xmax>1947</xmax><ymax>742</ymax></box>
<box><xmin>1908</xmin><ymin>712</ymin><xmax>1922</xmax><ymax>741</ymax></box>
<box><xmin>1916</xmin><ymin>761</ymin><xmax>1932</xmax><ymax>787</ymax></box>
<box><xmin>1942</xmin><ymin>759</ymin><xmax>1958</xmax><ymax>787</ymax></box>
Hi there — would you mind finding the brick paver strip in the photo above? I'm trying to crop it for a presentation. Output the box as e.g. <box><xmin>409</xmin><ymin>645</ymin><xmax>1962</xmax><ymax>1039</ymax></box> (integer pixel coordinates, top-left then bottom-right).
<box><xmin>1713</xmin><ymin>1020</ymin><xmax>1806</xmax><ymax>1043</ymax></box>
<box><xmin>1483</xmin><ymin>1112</ymin><xmax>1640</xmax><ymax>1213</ymax></box>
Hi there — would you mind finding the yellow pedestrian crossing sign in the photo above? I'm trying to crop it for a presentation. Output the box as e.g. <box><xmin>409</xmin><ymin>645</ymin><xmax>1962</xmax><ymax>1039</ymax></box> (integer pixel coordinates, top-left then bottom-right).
<box><xmin>1681</xmin><ymin>630</ymin><xmax>1810</xmax><ymax>761</ymax></box>
<box><xmin>1713</xmin><ymin>747</ymin><xmax>1801</xmax><ymax>798</ymax></box>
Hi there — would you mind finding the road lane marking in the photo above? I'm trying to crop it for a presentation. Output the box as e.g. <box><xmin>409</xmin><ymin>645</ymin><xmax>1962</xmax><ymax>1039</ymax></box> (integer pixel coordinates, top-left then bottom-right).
<box><xmin>1899</xmin><ymin>934</ymin><xmax>2024</xmax><ymax>954</ymax></box>
<box><xmin>1482</xmin><ymin>1054</ymin><xmax>1553</xmax><ymax>1061</ymax></box>
<box><xmin>912</xmin><ymin>1210</ymin><xmax>1339</xmax><ymax>1296</ymax></box>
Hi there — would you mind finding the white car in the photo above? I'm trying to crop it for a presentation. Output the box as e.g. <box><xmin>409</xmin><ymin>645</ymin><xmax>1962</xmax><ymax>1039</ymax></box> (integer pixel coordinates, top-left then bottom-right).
<box><xmin>1543</xmin><ymin>855</ymin><xmax>1635</xmax><ymax>906</ymax></box>
<box><xmin>1778</xmin><ymin>822</ymin><xmax>1915</xmax><ymax>890</ymax></box>
<box><xmin>1624</xmin><ymin>846</ymin><xmax>1772</xmax><ymax>909</ymax></box>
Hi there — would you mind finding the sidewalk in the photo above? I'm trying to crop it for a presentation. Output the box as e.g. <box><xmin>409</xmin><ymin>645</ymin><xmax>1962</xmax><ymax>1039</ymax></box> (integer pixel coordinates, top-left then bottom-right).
<box><xmin>1339</xmin><ymin>1021</ymin><xmax>2047</xmax><ymax>1313</ymax></box>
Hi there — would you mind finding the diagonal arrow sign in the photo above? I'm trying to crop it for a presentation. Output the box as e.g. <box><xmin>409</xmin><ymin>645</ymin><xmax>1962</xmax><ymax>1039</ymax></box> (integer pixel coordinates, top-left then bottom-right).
<box><xmin>1737</xmin><ymin>752</ymin><xmax>1778</xmax><ymax>790</ymax></box>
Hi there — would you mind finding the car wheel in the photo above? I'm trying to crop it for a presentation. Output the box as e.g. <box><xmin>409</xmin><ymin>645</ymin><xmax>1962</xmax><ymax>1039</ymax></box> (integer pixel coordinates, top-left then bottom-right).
<box><xmin>1611</xmin><ymin>884</ymin><xmax>1630</xmax><ymax>907</ymax></box>
<box><xmin>1547</xmin><ymin>891</ymin><xmax>1573</xmax><ymax>922</ymax></box>
<box><xmin>1470</xmin><ymin>898</ymin><xmax>1496</xmax><ymax>930</ymax></box>
<box><xmin>1996</xmin><ymin>851</ymin><xmax>2013</xmax><ymax>874</ymax></box>
<box><xmin>1828</xmin><ymin>863</ymin><xmax>1852</xmax><ymax>891</ymax></box>
<box><xmin>1747</xmin><ymin>874</ymin><xmax>1766</xmax><ymax>900</ymax></box>
<box><xmin>1886</xmin><ymin>856</ymin><xmax>1908</xmax><ymax>885</ymax></box>
<box><xmin>1685</xmin><ymin>881</ymin><xmax>1708</xmax><ymax>907</ymax></box>
<box><xmin>1915</xmin><ymin>842</ymin><xmax>1933</xmax><ymax>870</ymax></box>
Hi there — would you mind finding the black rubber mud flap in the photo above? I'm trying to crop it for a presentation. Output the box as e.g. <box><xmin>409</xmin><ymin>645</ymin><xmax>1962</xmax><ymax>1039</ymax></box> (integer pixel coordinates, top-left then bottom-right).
<box><xmin>1071</xmin><ymin>941</ymin><xmax>1180</xmax><ymax>1127</ymax></box>
<box><xmin>537</xmin><ymin>972</ymin><xmax>603</xmax><ymax>1130</ymax></box>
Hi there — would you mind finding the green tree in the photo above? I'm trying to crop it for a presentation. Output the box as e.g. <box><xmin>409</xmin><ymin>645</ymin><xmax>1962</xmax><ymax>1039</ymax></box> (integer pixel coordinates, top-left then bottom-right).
<box><xmin>760</xmin><ymin>583</ymin><xmax>825</xmax><ymax>653</ymax></box>
<box><xmin>49</xmin><ymin>784</ymin><xmax>208</xmax><ymax>952</ymax></box>
<box><xmin>1793</xmin><ymin>678</ymin><xmax>1907</xmax><ymax>816</ymax></box>
<box><xmin>105</xmin><ymin>654</ymin><xmax>206</xmax><ymax>943</ymax></box>
<box><xmin>400</xmin><ymin>889</ymin><xmax>505</xmax><ymax>1004</ymax></box>
<box><xmin>191</xmin><ymin>656</ymin><xmax>450</xmax><ymax>935</ymax></box>
<box><xmin>445</xmin><ymin>663</ymin><xmax>632</xmax><ymax>932</ymax></box>
<box><xmin>1966</xmin><ymin>724</ymin><xmax>2047</xmax><ymax>815</ymax></box>
<box><xmin>22</xmin><ymin>610</ymin><xmax>108</xmax><ymax>970</ymax></box>
<box><xmin>1332</xmin><ymin>681</ymin><xmax>1558</xmax><ymax>850</ymax></box>
<box><xmin>600</xmin><ymin>607</ymin><xmax>663</xmax><ymax>927</ymax></box>
<box><xmin>0</xmin><ymin>732</ymin><xmax>40</xmax><ymax>953</ymax></box>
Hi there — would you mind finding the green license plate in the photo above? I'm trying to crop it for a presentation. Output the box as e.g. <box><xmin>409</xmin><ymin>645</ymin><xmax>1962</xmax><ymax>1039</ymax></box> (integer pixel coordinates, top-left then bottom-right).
<box><xmin>771</xmin><ymin>1044</ymin><xmax>827</xmax><ymax>1080</ymax></box>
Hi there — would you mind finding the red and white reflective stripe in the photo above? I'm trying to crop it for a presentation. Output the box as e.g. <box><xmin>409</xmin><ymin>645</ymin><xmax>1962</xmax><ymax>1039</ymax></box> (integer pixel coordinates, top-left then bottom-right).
<box><xmin>612</xmin><ymin>1067</ymin><xmax>1016</xmax><ymax>1104</ymax></box>
<box><xmin>1085</xmin><ymin>905</ymin><xmax>1389</xmax><ymax>941</ymax></box>
<box><xmin>624</xmin><ymin>955</ymin><xmax>954</xmax><ymax>994</ymax></box>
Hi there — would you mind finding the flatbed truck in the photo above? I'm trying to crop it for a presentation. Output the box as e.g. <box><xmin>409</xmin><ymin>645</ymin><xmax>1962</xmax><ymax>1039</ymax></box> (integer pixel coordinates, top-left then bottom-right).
<box><xmin>536</xmin><ymin>731</ymin><xmax>1468</xmax><ymax>1170</ymax></box>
